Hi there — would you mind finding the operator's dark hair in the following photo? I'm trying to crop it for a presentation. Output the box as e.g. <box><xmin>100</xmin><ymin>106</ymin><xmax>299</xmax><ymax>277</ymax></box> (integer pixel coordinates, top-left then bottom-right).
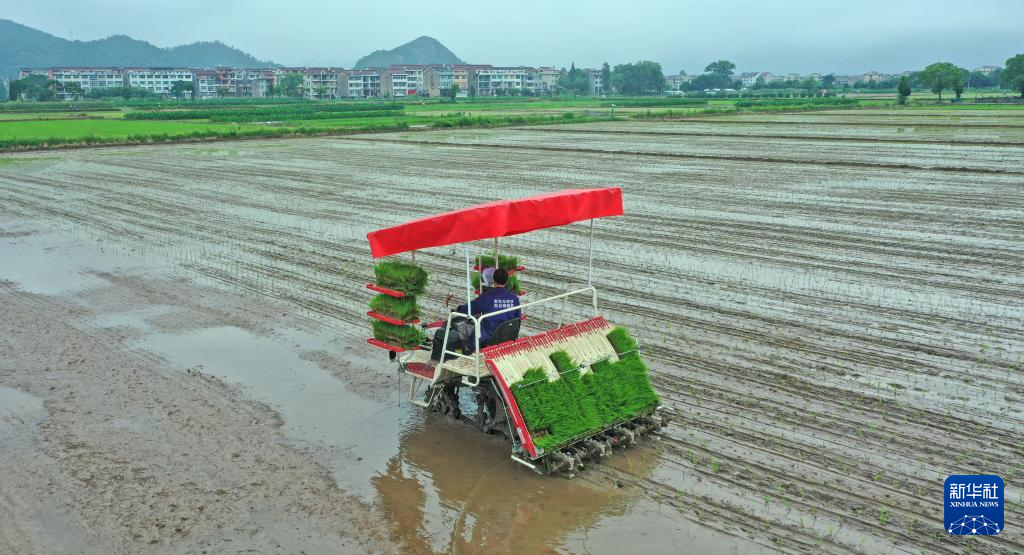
<box><xmin>492</xmin><ymin>268</ymin><xmax>509</xmax><ymax>285</ymax></box>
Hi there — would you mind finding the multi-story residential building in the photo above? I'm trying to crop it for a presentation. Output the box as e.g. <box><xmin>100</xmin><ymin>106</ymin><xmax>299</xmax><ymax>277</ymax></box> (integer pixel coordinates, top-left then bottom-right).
<box><xmin>738</xmin><ymin>72</ymin><xmax>759</xmax><ymax>88</ymax></box>
<box><xmin>857</xmin><ymin>71</ymin><xmax>892</xmax><ymax>83</ymax></box>
<box><xmin>340</xmin><ymin>69</ymin><xmax>389</xmax><ymax>98</ymax></box>
<box><xmin>386</xmin><ymin>65</ymin><xmax>429</xmax><ymax>96</ymax></box>
<box><xmin>454</xmin><ymin>64</ymin><xmax>490</xmax><ymax>95</ymax></box>
<box><xmin>125</xmin><ymin>68</ymin><xmax>195</xmax><ymax>95</ymax></box>
<box><xmin>221</xmin><ymin>69</ymin><xmax>274</xmax><ymax>98</ymax></box>
<box><xmin>738</xmin><ymin>71</ymin><xmax>778</xmax><ymax>88</ymax></box>
<box><xmin>476</xmin><ymin>66</ymin><xmax>533</xmax><ymax>96</ymax></box>
<box><xmin>17</xmin><ymin>68</ymin><xmax>51</xmax><ymax>79</ymax></box>
<box><xmin>666</xmin><ymin>73</ymin><xmax>696</xmax><ymax>89</ymax></box>
<box><xmin>536</xmin><ymin>67</ymin><xmax>560</xmax><ymax>93</ymax></box>
<box><xmin>48</xmin><ymin>67</ymin><xmax>125</xmax><ymax>97</ymax></box>
<box><xmin>192</xmin><ymin>70</ymin><xmax>223</xmax><ymax>99</ymax></box>
<box><xmin>586</xmin><ymin>69</ymin><xmax>604</xmax><ymax>95</ymax></box>
<box><xmin>423</xmin><ymin>65</ymin><xmax>458</xmax><ymax>97</ymax></box>
<box><xmin>301</xmin><ymin>68</ymin><xmax>342</xmax><ymax>99</ymax></box>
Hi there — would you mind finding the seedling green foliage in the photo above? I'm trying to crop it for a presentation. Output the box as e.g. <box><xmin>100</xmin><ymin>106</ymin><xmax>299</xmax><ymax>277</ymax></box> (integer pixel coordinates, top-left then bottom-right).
<box><xmin>373</xmin><ymin>260</ymin><xmax>428</xmax><ymax>295</ymax></box>
<box><xmin>124</xmin><ymin>103</ymin><xmax>404</xmax><ymax>120</ymax></box>
<box><xmin>472</xmin><ymin>253</ymin><xmax>523</xmax><ymax>294</ymax></box>
<box><xmin>474</xmin><ymin>253</ymin><xmax>519</xmax><ymax>270</ymax></box>
<box><xmin>471</xmin><ymin>272</ymin><xmax>522</xmax><ymax>294</ymax></box>
<box><xmin>510</xmin><ymin>327</ymin><xmax>660</xmax><ymax>450</ymax></box>
<box><xmin>371</xmin><ymin>319</ymin><xmax>426</xmax><ymax>349</ymax></box>
<box><xmin>368</xmin><ymin>294</ymin><xmax>420</xmax><ymax>321</ymax></box>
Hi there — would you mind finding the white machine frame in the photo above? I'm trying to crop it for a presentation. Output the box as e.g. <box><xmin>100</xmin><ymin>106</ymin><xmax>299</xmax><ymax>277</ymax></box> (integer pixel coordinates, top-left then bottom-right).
<box><xmin>402</xmin><ymin>220</ymin><xmax>599</xmax><ymax>404</ymax></box>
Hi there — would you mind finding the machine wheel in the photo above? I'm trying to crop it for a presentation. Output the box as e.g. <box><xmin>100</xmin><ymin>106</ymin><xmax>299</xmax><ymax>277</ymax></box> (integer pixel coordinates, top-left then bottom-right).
<box><xmin>474</xmin><ymin>379</ymin><xmax>511</xmax><ymax>440</ymax></box>
<box><xmin>431</xmin><ymin>381</ymin><xmax>461</xmax><ymax>420</ymax></box>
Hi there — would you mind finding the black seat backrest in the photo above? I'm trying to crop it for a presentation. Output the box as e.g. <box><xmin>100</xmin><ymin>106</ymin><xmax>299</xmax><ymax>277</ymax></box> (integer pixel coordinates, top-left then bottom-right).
<box><xmin>484</xmin><ymin>318</ymin><xmax>521</xmax><ymax>348</ymax></box>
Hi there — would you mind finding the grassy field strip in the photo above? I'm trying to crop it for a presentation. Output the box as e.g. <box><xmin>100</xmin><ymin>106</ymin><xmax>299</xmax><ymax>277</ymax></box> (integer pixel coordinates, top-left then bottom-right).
<box><xmin>0</xmin><ymin>114</ymin><xmax>1021</xmax><ymax>553</ymax></box>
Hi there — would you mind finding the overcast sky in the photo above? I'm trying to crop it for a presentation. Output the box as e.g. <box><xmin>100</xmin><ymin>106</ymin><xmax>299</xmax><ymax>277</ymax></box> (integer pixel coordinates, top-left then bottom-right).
<box><xmin>7</xmin><ymin>0</ymin><xmax>1022</xmax><ymax>74</ymax></box>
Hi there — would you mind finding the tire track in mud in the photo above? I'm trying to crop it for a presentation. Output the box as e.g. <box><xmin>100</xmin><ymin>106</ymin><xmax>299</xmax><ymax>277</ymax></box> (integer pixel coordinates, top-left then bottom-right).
<box><xmin>1</xmin><ymin>114</ymin><xmax>1022</xmax><ymax>553</ymax></box>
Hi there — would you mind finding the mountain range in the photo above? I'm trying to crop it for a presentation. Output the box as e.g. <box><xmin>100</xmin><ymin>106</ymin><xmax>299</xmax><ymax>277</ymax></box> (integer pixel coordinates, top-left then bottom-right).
<box><xmin>0</xmin><ymin>19</ymin><xmax>274</xmax><ymax>79</ymax></box>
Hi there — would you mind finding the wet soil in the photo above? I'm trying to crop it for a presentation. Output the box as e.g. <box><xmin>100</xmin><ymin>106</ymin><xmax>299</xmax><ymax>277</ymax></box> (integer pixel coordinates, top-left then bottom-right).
<box><xmin>1</xmin><ymin>109</ymin><xmax>1022</xmax><ymax>553</ymax></box>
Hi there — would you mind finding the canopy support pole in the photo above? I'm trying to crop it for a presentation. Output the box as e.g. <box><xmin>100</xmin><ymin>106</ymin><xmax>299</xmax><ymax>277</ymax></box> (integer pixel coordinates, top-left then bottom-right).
<box><xmin>494</xmin><ymin>238</ymin><xmax>499</xmax><ymax>269</ymax></box>
<box><xmin>587</xmin><ymin>218</ymin><xmax>595</xmax><ymax>287</ymax></box>
<box><xmin>465</xmin><ymin>245</ymin><xmax>472</xmax><ymax>314</ymax></box>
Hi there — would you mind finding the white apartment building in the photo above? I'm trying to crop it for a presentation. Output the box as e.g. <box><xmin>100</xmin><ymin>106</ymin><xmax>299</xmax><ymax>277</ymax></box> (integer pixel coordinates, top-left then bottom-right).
<box><xmin>342</xmin><ymin>70</ymin><xmax>387</xmax><ymax>98</ymax></box>
<box><xmin>50</xmin><ymin>67</ymin><xmax>125</xmax><ymax>96</ymax></box>
<box><xmin>738</xmin><ymin>72</ymin><xmax>759</xmax><ymax>88</ymax></box>
<box><xmin>476</xmin><ymin>67</ymin><xmax>531</xmax><ymax>95</ymax></box>
<box><xmin>738</xmin><ymin>72</ymin><xmax>779</xmax><ymax>88</ymax></box>
<box><xmin>126</xmin><ymin>68</ymin><xmax>194</xmax><ymax>95</ymax></box>
<box><xmin>387</xmin><ymin>65</ymin><xmax>427</xmax><ymax>96</ymax></box>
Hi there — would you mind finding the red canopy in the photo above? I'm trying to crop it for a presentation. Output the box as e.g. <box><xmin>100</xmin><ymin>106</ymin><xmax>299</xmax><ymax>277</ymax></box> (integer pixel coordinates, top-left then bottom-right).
<box><xmin>367</xmin><ymin>187</ymin><xmax>623</xmax><ymax>258</ymax></box>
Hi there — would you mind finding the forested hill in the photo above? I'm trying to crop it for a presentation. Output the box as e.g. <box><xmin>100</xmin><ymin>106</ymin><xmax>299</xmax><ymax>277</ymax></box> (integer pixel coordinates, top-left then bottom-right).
<box><xmin>0</xmin><ymin>19</ymin><xmax>275</xmax><ymax>79</ymax></box>
<box><xmin>354</xmin><ymin>36</ymin><xmax>463</xmax><ymax>68</ymax></box>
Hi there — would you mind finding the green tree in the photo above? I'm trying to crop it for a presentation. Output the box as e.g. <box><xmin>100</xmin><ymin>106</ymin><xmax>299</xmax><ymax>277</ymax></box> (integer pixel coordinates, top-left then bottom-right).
<box><xmin>704</xmin><ymin>60</ymin><xmax>736</xmax><ymax>77</ymax></box>
<box><xmin>897</xmin><ymin>75</ymin><xmax>912</xmax><ymax>105</ymax></box>
<box><xmin>314</xmin><ymin>85</ymin><xmax>327</xmax><ymax>99</ymax></box>
<box><xmin>917</xmin><ymin>62</ymin><xmax>963</xmax><ymax>100</ymax></box>
<box><xmin>448</xmin><ymin>83</ymin><xmax>460</xmax><ymax>101</ymax></box>
<box><xmin>752</xmin><ymin>76</ymin><xmax>766</xmax><ymax>89</ymax></box>
<box><xmin>611</xmin><ymin>61</ymin><xmax>666</xmax><ymax>95</ymax></box>
<box><xmin>799</xmin><ymin>77</ymin><xmax>820</xmax><ymax>92</ymax></box>
<box><xmin>822</xmin><ymin>74</ymin><xmax>836</xmax><ymax>88</ymax></box>
<box><xmin>1003</xmin><ymin>54</ymin><xmax>1024</xmax><ymax>98</ymax></box>
<box><xmin>601</xmin><ymin>62</ymin><xmax>611</xmax><ymax>94</ymax></box>
<box><xmin>0</xmin><ymin>80</ymin><xmax>8</xmax><ymax>101</ymax></box>
<box><xmin>6</xmin><ymin>75</ymin><xmax>60</xmax><ymax>101</ymax></box>
<box><xmin>62</xmin><ymin>82</ymin><xmax>84</xmax><ymax>99</ymax></box>
<box><xmin>170</xmin><ymin>80</ymin><xmax>193</xmax><ymax>99</ymax></box>
<box><xmin>278</xmin><ymin>72</ymin><xmax>304</xmax><ymax>97</ymax></box>
<box><xmin>559</xmin><ymin>63</ymin><xmax>590</xmax><ymax>95</ymax></box>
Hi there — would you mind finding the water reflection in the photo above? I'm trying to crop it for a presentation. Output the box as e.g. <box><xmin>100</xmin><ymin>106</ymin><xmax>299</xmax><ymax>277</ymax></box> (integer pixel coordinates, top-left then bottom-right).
<box><xmin>372</xmin><ymin>414</ymin><xmax>657</xmax><ymax>554</ymax></box>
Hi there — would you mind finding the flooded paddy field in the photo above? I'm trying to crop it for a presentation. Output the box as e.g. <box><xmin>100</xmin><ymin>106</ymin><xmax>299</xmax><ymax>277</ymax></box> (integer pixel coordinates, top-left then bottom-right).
<box><xmin>1</xmin><ymin>108</ymin><xmax>1022</xmax><ymax>553</ymax></box>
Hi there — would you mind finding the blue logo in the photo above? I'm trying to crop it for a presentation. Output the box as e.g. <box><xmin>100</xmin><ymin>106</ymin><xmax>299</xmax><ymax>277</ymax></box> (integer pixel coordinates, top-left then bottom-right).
<box><xmin>945</xmin><ymin>475</ymin><xmax>1004</xmax><ymax>535</ymax></box>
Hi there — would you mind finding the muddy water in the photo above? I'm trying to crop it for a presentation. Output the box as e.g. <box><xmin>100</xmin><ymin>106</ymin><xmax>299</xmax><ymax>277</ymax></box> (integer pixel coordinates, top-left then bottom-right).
<box><xmin>0</xmin><ymin>224</ymin><xmax>759</xmax><ymax>553</ymax></box>
<box><xmin>376</xmin><ymin>414</ymin><xmax>748</xmax><ymax>554</ymax></box>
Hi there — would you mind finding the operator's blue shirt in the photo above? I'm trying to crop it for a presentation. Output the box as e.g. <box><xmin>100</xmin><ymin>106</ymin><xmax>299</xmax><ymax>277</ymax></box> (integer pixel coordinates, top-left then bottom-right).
<box><xmin>457</xmin><ymin>287</ymin><xmax>521</xmax><ymax>342</ymax></box>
